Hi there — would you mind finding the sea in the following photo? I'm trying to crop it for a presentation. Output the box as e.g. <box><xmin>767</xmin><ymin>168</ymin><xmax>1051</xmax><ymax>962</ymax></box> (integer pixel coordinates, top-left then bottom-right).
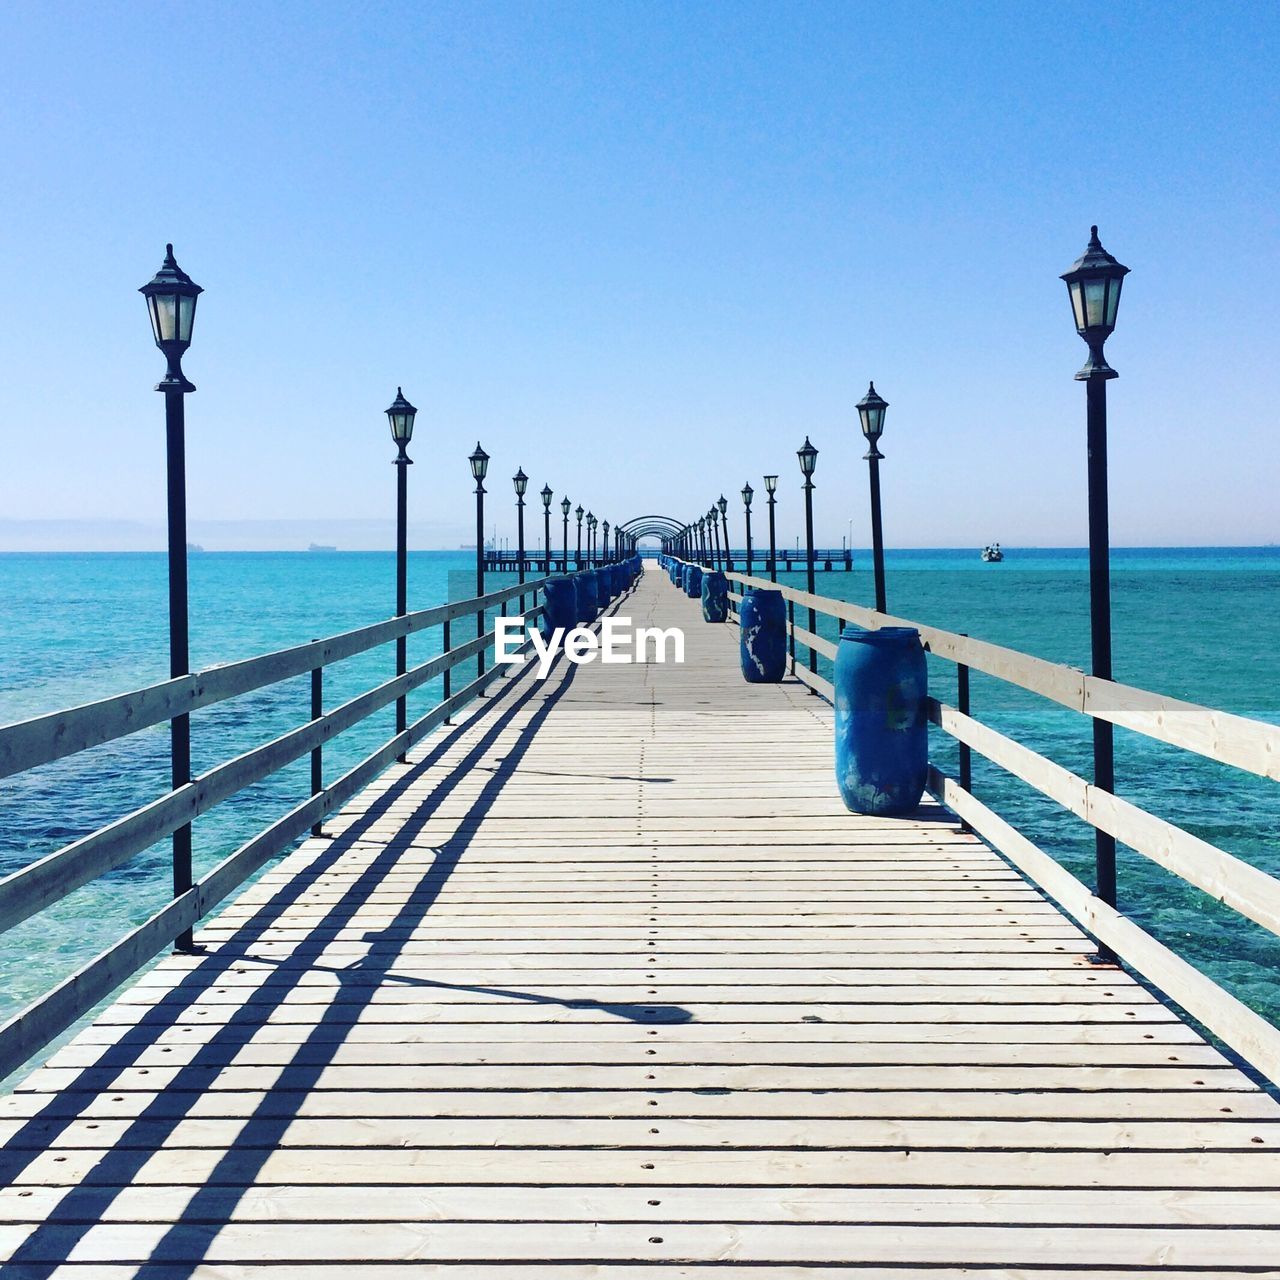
<box><xmin>1</xmin><ymin>547</ymin><xmax>1278</xmax><ymax>1084</ymax></box>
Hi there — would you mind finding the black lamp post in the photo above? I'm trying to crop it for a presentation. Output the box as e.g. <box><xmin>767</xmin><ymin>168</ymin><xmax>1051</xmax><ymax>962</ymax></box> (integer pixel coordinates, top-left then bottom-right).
<box><xmin>705</xmin><ymin>508</ymin><xmax>717</xmax><ymax>569</ymax></box>
<box><xmin>140</xmin><ymin>244</ymin><xmax>202</xmax><ymax>951</ymax></box>
<box><xmin>741</xmin><ymin>483</ymin><xmax>754</xmax><ymax>579</ymax></box>
<box><xmin>797</xmin><ymin>437</ymin><xmax>818</xmax><ymax>679</ymax></box>
<box><xmin>560</xmin><ymin>497</ymin><xmax>570</xmax><ymax>572</ymax></box>
<box><xmin>470</xmin><ymin>443</ymin><xmax>489</xmax><ymax>680</ymax></box>
<box><xmin>386</xmin><ymin>388</ymin><xmax>418</xmax><ymax>759</ymax></box>
<box><xmin>540</xmin><ymin>484</ymin><xmax>553</xmax><ymax>575</ymax></box>
<box><xmin>763</xmin><ymin>474</ymin><xmax>778</xmax><ymax>582</ymax></box>
<box><xmin>856</xmin><ymin>382</ymin><xmax>889</xmax><ymax>613</ymax></box>
<box><xmin>1062</xmin><ymin>224</ymin><xmax>1130</xmax><ymax>926</ymax></box>
<box><xmin>513</xmin><ymin>467</ymin><xmax>528</xmax><ymax>616</ymax></box>
<box><xmin>602</xmin><ymin>520</ymin><xmax>610</xmax><ymax>565</ymax></box>
<box><xmin>717</xmin><ymin>495</ymin><xmax>730</xmax><ymax>572</ymax></box>
<box><xmin>583</xmin><ymin>512</ymin><xmax>592</xmax><ymax>566</ymax></box>
<box><xmin>575</xmin><ymin>505</ymin><xmax>584</xmax><ymax>567</ymax></box>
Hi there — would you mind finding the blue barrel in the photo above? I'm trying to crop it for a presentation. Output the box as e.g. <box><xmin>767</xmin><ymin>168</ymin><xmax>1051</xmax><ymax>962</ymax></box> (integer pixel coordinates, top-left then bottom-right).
<box><xmin>597</xmin><ymin>566</ymin><xmax>614</xmax><ymax>608</ymax></box>
<box><xmin>684</xmin><ymin>565</ymin><xmax>703</xmax><ymax>598</ymax></box>
<box><xmin>834</xmin><ymin>626</ymin><xmax>928</xmax><ymax>816</ymax></box>
<box><xmin>541</xmin><ymin>577</ymin><xmax>577</xmax><ymax>639</ymax></box>
<box><xmin>739</xmin><ymin>588</ymin><xmax>786</xmax><ymax>682</ymax></box>
<box><xmin>701</xmin><ymin>571</ymin><xmax>728</xmax><ymax>622</ymax></box>
<box><xmin>575</xmin><ymin>570</ymin><xmax>599</xmax><ymax>624</ymax></box>
<box><xmin>613</xmin><ymin>564</ymin><xmax>627</xmax><ymax>597</ymax></box>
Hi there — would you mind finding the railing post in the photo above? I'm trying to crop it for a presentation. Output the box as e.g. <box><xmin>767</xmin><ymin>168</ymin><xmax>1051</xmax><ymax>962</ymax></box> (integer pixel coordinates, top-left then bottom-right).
<box><xmin>310</xmin><ymin>644</ymin><xmax>324</xmax><ymax>837</ymax></box>
<box><xmin>957</xmin><ymin>634</ymin><xmax>971</xmax><ymax>832</ymax></box>
<box><xmin>787</xmin><ymin>599</ymin><xmax>796</xmax><ymax>672</ymax></box>
<box><xmin>442</xmin><ymin>617</ymin><xmax>452</xmax><ymax>723</ymax></box>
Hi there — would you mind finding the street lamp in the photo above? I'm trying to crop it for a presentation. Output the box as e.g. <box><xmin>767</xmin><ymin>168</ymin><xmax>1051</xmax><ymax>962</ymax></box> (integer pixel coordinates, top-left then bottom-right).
<box><xmin>707</xmin><ymin>507</ymin><xmax>719</xmax><ymax>569</ymax></box>
<box><xmin>856</xmin><ymin>382</ymin><xmax>889</xmax><ymax>613</ymax></box>
<box><xmin>561</xmin><ymin>496</ymin><xmax>571</xmax><ymax>570</ymax></box>
<box><xmin>602</xmin><ymin>520</ymin><xmax>610</xmax><ymax>565</ymax></box>
<box><xmin>470</xmin><ymin>443</ymin><xmax>489</xmax><ymax>681</ymax></box>
<box><xmin>741</xmin><ymin>483</ymin><xmax>754</xmax><ymax>580</ymax></box>
<box><xmin>140</xmin><ymin>243</ymin><xmax>202</xmax><ymax>951</ymax></box>
<box><xmin>386</xmin><ymin>387</ymin><xmax>417</xmax><ymax>759</ymax></box>
<box><xmin>586</xmin><ymin>512</ymin><xmax>595</xmax><ymax>565</ymax></box>
<box><xmin>540</xmin><ymin>484</ymin><xmax>553</xmax><ymax>575</ymax></box>
<box><xmin>763</xmin><ymin>475</ymin><xmax>778</xmax><ymax>582</ymax></box>
<box><xmin>1062</xmin><ymin>224</ymin><xmax>1130</xmax><ymax>927</ymax></box>
<box><xmin>513</xmin><ymin>467</ymin><xmax>528</xmax><ymax>614</ymax></box>
<box><xmin>717</xmin><ymin>495</ymin><xmax>730</xmax><ymax>571</ymax></box>
<box><xmin>797</xmin><ymin>437</ymin><xmax>818</xmax><ymax>680</ymax></box>
<box><xmin>575</xmin><ymin>505</ymin><xmax>584</xmax><ymax>567</ymax></box>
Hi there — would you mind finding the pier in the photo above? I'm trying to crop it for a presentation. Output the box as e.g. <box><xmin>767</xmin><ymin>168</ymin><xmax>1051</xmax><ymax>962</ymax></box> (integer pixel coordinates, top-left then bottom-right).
<box><xmin>3</xmin><ymin>562</ymin><xmax>1280</xmax><ymax>1274</ymax></box>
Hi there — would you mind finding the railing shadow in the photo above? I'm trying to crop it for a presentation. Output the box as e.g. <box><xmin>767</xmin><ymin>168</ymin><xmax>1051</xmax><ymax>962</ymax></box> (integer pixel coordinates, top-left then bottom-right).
<box><xmin>0</xmin><ymin>612</ymin><xmax>690</xmax><ymax>1275</ymax></box>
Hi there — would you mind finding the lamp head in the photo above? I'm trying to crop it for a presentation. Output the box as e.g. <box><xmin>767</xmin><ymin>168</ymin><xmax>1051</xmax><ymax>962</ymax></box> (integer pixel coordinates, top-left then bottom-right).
<box><xmin>140</xmin><ymin>243</ymin><xmax>203</xmax><ymax>386</ymax></box>
<box><xmin>1061</xmin><ymin>224</ymin><xmax>1129</xmax><ymax>379</ymax></box>
<box><xmin>797</xmin><ymin>436</ymin><xmax>818</xmax><ymax>479</ymax></box>
<box><xmin>385</xmin><ymin>387</ymin><xmax>417</xmax><ymax>449</ymax></box>
<box><xmin>856</xmin><ymin>382</ymin><xmax>888</xmax><ymax>459</ymax></box>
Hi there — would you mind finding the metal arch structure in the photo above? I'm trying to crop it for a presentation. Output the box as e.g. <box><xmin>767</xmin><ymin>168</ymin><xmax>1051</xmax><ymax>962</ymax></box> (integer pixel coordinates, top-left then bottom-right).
<box><xmin>618</xmin><ymin>515</ymin><xmax>686</xmax><ymax>545</ymax></box>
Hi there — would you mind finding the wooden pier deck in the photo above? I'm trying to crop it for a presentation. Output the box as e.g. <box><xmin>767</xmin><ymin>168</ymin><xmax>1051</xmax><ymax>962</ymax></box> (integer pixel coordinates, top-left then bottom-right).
<box><xmin>4</xmin><ymin>565</ymin><xmax>1280</xmax><ymax>1276</ymax></box>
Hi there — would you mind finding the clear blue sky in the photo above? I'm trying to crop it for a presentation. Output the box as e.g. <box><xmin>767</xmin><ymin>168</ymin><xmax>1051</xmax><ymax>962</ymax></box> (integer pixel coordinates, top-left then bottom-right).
<box><xmin>0</xmin><ymin>0</ymin><xmax>1276</xmax><ymax>549</ymax></box>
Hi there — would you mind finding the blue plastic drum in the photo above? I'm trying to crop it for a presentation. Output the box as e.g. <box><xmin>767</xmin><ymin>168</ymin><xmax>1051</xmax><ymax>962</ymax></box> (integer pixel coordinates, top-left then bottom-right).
<box><xmin>739</xmin><ymin>588</ymin><xmax>786</xmax><ymax>682</ymax></box>
<box><xmin>834</xmin><ymin>625</ymin><xmax>927</xmax><ymax>816</ymax></box>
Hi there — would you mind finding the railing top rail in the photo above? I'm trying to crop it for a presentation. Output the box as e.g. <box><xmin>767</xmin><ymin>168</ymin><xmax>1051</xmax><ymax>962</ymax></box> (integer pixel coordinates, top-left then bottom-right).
<box><xmin>713</xmin><ymin>564</ymin><xmax>1279</xmax><ymax>782</ymax></box>
<box><xmin>0</xmin><ymin>575</ymin><xmax>549</xmax><ymax>782</ymax></box>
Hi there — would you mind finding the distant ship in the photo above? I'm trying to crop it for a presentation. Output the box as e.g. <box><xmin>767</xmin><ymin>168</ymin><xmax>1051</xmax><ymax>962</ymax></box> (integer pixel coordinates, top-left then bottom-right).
<box><xmin>186</xmin><ymin>542</ymin><xmax>205</xmax><ymax>553</ymax></box>
<box><xmin>307</xmin><ymin>543</ymin><xmax>337</xmax><ymax>553</ymax></box>
<box><xmin>981</xmin><ymin>542</ymin><xmax>1004</xmax><ymax>562</ymax></box>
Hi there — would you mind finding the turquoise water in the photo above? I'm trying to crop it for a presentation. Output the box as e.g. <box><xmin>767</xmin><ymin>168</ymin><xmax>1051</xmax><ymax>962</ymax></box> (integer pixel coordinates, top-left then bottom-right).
<box><xmin>1</xmin><ymin>548</ymin><xmax>1278</xmax><ymax>1077</ymax></box>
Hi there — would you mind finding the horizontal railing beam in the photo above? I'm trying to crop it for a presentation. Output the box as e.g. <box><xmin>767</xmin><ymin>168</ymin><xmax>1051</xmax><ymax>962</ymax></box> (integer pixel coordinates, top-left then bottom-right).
<box><xmin>0</xmin><ymin>611</ymin><xmax>540</xmax><ymax>936</ymax></box>
<box><xmin>0</xmin><ymin>578</ymin><xmax>548</xmax><ymax>781</ymax></box>
<box><xmin>719</xmin><ymin>566</ymin><xmax>1280</xmax><ymax>781</ymax></box>
<box><xmin>929</xmin><ymin>699</ymin><xmax>1280</xmax><ymax>942</ymax></box>
<box><xmin>928</xmin><ymin>767</ymin><xmax>1280</xmax><ymax>1088</ymax></box>
<box><xmin>0</xmin><ymin>636</ymin><xmax>534</xmax><ymax>1082</ymax></box>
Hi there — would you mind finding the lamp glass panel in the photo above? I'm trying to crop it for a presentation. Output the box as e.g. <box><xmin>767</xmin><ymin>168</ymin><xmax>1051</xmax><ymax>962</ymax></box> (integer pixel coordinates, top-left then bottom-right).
<box><xmin>862</xmin><ymin>406</ymin><xmax>885</xmax><ymax>439</ymax></box>
<box><xmin>1069</xmin><ymin>281</ymin><xmax>1086</xmax><ymax>331</ymax></box>
<box><xmin>1105</xmin><ymin>276</ymin><xmax>1122</xmax><ymax>326</ymax></box>
<box><xmin>1083</xmin><ymin>278</ymin><xmax>1107</xmax><ymax>327</ymax></box>
<box><xmin>152</xmin><ymin>294</ymin><xmax>179</xmax><ymax>343</ymax></box>
<box><xmin>178</xmin><ymin>294</ymin><xmax>196</xmax><ymax>342</ymax></box>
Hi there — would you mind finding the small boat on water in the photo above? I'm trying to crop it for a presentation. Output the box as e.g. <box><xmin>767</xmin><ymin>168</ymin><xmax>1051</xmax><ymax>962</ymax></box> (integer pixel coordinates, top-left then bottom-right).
<box><xmin>981</xmin><ymin>542</ymin><xmax>1004</xmax><ymax>562</ymax></box>
<box><xmin>308</xmin><ymin>543</ymin><xmax>337</xmax><ymax>552</ymax></box>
